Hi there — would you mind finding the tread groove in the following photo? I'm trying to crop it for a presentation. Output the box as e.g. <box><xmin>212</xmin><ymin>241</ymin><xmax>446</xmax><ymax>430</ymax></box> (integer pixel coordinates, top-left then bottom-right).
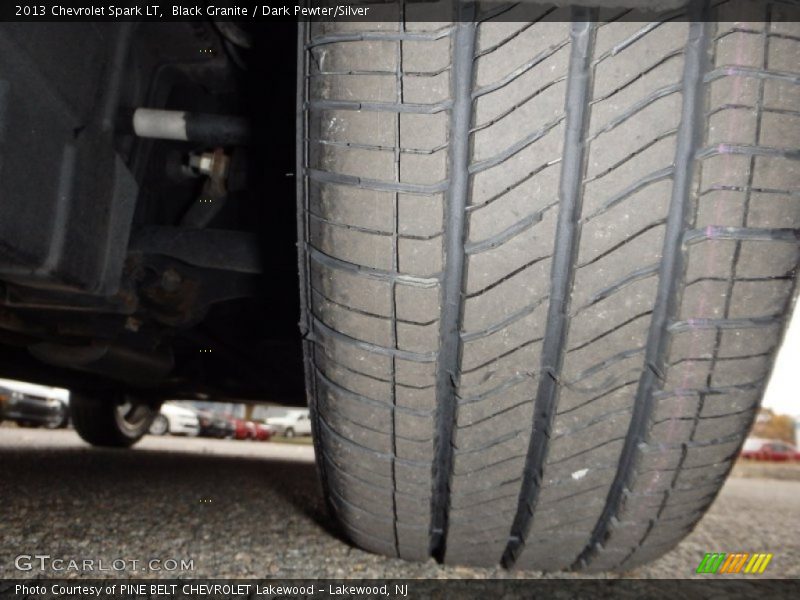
<box><xmin>590</xmin><ymin>49</ymin><xmax>684</xmax><ymax>104</ymax></box>
<box><xmin>468</xmin><ymin>116</ymin><xmax>564</xmax><ymax>174</ymax></box>
<box><xmin>306</xmin><ymin>98</ymin><xmax>452</xmax><ymax>114</ymax></box>
<box><xmin>464</xmin><ymin>254</ymin><xmax>552</xmax><ymax>299</ymax></box>
<box><xmin>472</xmin><ymin>38</ymin><xmax>570</xmax><ymax>99</ymax></box>
<box><xmin>316</xmin><ymin>353</ymin><xmax>434</xmax><ymax>389</ymax></box>
<box><xmin>458</xmin><ymin>372</ymin><xmax>535</xmax><ymax>406</ymax></box>
<box><xmin>464</xmin><ymin>205</ymin><xmax>555</xmax><ymax>255</ymax></box>
<box><xmin>577</xmin><ymin>264</ymin><xmax>660</xmax><ymax>311</ymax></box>
<box><xmin>576</xmin><ymin>13</ymin><xmax>712</xmax><ymax>570</ymax></box>
<box><xmin>309</xmin><ymin>247</ymin><xmax>440</xmax><ymax>288</ymax></box>
<box><xmin>430</xmin><ymin>16</ymin><xmax>477</xmax><ymax>561</ymax></box>
<box><xmin>460</xmin><ymin>296</ymin><xmax>549</xmax><ymax>342</ymax></box>
<box><xmin>460</xmin><ymin>336</ymin><xmax>544</xmax><ymax>375</ymax></box>
<box><xmin>312</xmin><ymin>317</ymin><xmax>437</xmax><ymax>363</ymax></box>
<box><xmin>306</xmin><ymin>167</ymin><xmax>448</xmax><ymax>195</ymax></box>
<box><xmin>306</xmin><ymin>27</ymin><xmax>454</xmax><ymax>48</ymax></box>
<box><xmin>315</xmin><ymin>365</ymin><xmax>436</xmax><ymax>418</ymax></box>
<box><xmin>471</xmin><ymin>76</ymin><xmax>567</xmax><ymax>133</ymax></box>
<box><xmin>588</xmin><ymin>83</ymin><xmax>682</xmax><ymax>141</ymax></box>
<box><xmin>581</xmin><ymin>167</ymin><xmax>675</xmax><ymax>224</ymax></box>
<box><xmin>567</xmin><ymin>311</ymin><xmax>653</xmax><ymax>353</ymax></box>
<box><xmin>503</xmin><ymin>13</ymin><xmax>598</xmax><ymax>568</ymax></box>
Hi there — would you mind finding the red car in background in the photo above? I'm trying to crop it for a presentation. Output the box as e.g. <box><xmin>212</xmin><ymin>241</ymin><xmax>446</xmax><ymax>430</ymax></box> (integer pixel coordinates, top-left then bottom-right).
<box><xmin>253</xmin><ymin>423</ymin><xmax>273</xmax><ymax>442</ymax></box>
<box><xmin>229</xmin><ymin>418</ymin><xmax>272</xmax><ymax>441</ymax></box>
<box><xmin>740</xmin><ymin>438</ymin><xmax>800</xmax><ymax>462</ymax></box>
<box><xmin>230</xmin><ymin>418</ymin><xmax>250</xmax><ymax>440</ymax></box>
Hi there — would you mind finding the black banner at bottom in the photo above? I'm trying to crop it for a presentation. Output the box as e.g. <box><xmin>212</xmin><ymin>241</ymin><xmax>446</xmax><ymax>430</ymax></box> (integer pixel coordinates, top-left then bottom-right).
<box><xmin>1</xmin><ymin>579</ymin><xmax>799</xmax><ymax>600</ymax></box>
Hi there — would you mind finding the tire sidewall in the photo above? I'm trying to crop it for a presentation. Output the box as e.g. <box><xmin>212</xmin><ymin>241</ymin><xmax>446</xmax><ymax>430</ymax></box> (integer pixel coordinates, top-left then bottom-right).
<box><xmin>70</xmin><ymin>392</ymin><xmax>156</xmax><ymax>447</ymax></box>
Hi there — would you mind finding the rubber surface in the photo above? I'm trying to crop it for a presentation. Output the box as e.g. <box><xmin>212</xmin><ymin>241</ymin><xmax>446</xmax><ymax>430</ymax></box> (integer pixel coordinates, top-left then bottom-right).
<box><xmin>70</xmin><ymin>393</ymin><xmax>152</xmax><ymax>448</ymax></box>
<box><xmin>297</xmin><ymin>1</ymin><xmax>800</xmax><ymax>571</ymax></box>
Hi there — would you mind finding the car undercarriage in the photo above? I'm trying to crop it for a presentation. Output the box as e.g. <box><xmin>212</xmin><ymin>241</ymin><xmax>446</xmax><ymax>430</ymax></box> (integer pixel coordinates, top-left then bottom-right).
<box><xmin>0</xmin><ymin>22</ymin><xmax>304</xmax><ymax>405</ymax></box>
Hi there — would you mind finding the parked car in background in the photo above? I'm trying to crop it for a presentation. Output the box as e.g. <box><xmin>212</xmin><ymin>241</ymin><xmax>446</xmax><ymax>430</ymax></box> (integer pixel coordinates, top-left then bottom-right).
<box><xmin>264</xmin><ymin>408</ymin><xmax>312</xmax><ymax>438</ymax></box>
<box><xmin>741</xmin><ymin>437</ymin><xmax>800</xmax><ymax>461</ymax></box>
<box><xmin>230</xmin><ymin>418</ymin><xmax>252</xmax><ymax>440</ymax></box>
<box><xmin>149</xmin><ymin>402</ymin><xmax>200</xmax><ymax>436</ymax></box>
<box><xmin>197</xmin><ymin>410</ymin><xmax>233</xmax><ymax>439</ymax></box>
<box><xmin>253</xmin><ymin>422</ymin><xmax>273</xmax><ymax>442</ymax></box>
<box><xmin>0</xmin><ymin>380</ymin><xmax>69</xmax><ymax>429</ymax></box>
<box><xmin>252</xmin><ymin>422</ymin><xmax>273</xmax><ymax>442</ymax></box>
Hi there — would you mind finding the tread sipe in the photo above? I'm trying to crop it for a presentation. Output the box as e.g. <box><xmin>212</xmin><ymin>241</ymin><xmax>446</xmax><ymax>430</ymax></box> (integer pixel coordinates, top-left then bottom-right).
<box><xmin>297</xmin><ymin>0</ymin><xmax>800</xmax><ymax>571</ymax></box>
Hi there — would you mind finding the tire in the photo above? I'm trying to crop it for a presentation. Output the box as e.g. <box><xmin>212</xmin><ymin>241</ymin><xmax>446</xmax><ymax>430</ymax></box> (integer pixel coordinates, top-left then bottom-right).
<box><xmin>284</xmin><ymin>428</ymin><xmax>296</xmax><ymax>439</ymax></box>
<box><xmin>298</xmin><ymin>5</ymin><xmax>800</xmax><ymax>571</ymax></box>
<box><xmin>57</xmin><ymin>405</ymin><xmax>70</xmax><ymax>429</ymax></box>
<box><xmin>44</xmin><ymin>403</ymin><xmax>69</xmax><ymax>430</ymax></box>
<box><xmin>43</xmin><ymin>417</ymin><xmax>61</xmax><ymax>430</ymax></box>
<box><xmin>149</xmin><ymin>414</ymin><xmax>170</xmax><ymax>436</ymax></box>
<box><xmin>70</xmin><ymin>392</ymin><xmax>156</xmax><ymax>448</ymax></box>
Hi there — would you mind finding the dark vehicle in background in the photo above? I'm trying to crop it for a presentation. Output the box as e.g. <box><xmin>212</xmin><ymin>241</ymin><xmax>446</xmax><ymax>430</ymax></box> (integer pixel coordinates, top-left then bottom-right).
<box><xmin>741</xmin><ymin>438</ymin><xmax>800</xmax><ymax>462</ymax></box>
<box><xmin>0</xmin><ymin>383</ymin><xmax>68</xmax><ymax>429</ymax></box>
<box><xmin>196</xmin><ymin>410</ymin><xmax>232</xmax><ymax>439</ymax></box>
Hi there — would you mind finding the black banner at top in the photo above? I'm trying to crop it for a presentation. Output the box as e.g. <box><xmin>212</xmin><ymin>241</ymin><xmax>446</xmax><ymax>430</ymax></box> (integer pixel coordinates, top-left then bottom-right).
<box><xmin>0</xmin><ymin>0</ymin><xmax>798</xmax><ymax>22</ymax></box>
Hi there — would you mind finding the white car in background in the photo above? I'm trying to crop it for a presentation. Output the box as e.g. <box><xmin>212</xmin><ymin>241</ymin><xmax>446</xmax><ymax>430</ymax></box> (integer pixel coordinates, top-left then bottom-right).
<box><xmin>0</xmin><ymin>379</ymin><xmax>69</xmax><ymax>429</ymax></box>
<box><xmin>149</xmin><ymin>402</ymin><xmax>200</xmax><ymax>437</ymax></box>
<box><xmin>264</xmin><ymin>408</ymin><xmax>311</xmax><ymax>438</ymax></box>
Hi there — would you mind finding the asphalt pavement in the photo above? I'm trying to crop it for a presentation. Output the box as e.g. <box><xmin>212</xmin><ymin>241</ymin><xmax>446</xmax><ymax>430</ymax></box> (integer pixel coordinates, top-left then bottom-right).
<box><xmin>0</xmin><ymin>428</ymin><xmax>798</xmax><ymax>580</ymax></box>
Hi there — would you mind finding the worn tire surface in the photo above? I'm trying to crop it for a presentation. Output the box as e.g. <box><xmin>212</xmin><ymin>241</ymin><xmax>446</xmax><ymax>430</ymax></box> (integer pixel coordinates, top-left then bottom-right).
<box><xmin>297</xmin><ymin>1</ymin><xmax>800</xmax><ymax>571</ymax></box>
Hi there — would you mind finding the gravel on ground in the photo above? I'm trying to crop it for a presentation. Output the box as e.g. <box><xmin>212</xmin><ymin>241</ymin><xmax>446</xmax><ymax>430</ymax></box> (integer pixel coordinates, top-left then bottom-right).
<box><xmin>1</xmin><ymin>429</ymin><xmax>797</xmax><ymax>580</ymax></box>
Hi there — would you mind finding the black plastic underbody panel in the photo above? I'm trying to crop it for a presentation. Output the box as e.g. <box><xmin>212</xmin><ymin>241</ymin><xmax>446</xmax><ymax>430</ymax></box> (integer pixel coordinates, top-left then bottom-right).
<box><xmin>0</xmin><ymin>23</ymin><xmax>137</xmax><ymax>296</ymax></box>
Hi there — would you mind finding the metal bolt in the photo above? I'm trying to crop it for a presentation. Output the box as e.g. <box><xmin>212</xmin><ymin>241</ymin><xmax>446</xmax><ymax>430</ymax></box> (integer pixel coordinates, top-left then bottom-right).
<box><xmin>189</xmin><ymin>152</ymin><xmax>216</xmax><ymax>176</ymax></box>
<box><xmin>124</xmin><ymin>317</ymin><xmax>142</xmax><ymax>332</ymax></box>
<box><xmin>160</xmin><ymin>269</ymin><xmax>182</xmax><ymax>292</ymax></box>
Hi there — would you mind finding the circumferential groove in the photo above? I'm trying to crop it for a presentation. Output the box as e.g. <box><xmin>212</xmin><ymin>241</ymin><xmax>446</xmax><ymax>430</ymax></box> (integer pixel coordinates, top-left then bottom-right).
<box><xmin>428</xmin><ymin>13</ymin><xmax>477</xmax><ymax>562</ymax></box>
<box><xmin>502</xmin><ymin>11</ymin><xmax>598</xmax><ymax>569</ymax></box>
<box><xmin>574</xmin><ymin>7</ymin><xmax>712</xmax><ymax>570</ymax></box>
